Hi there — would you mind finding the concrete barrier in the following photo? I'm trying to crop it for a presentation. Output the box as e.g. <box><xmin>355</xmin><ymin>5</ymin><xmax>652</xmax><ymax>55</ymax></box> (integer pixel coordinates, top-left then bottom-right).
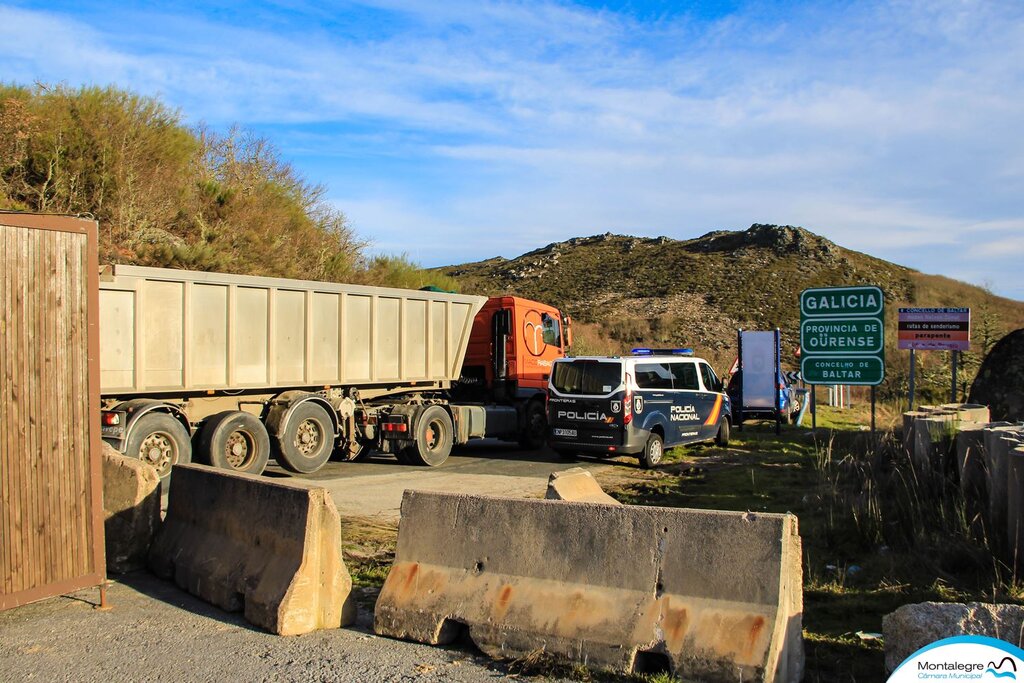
<box><xmin>902</xmin><ymin>410</ymin><xmax>933</xmax><ymax>458</ymax></box>
<box><xmin>940</xmin><ymin>403</ymin><xmax>991</xmax><ymax>423</ymax></box>
<box><xmin>912</xmin><ymin>413</ymin><xmax>958</xmax><ymax>478</ymax></box>
<box><xmin>545</xmin><ymin>468</ymin><xmax>621</xmax><ymax>505</ymax></box>
<box><xmin>374</xmin><ymin>491</ymin><xmax>803</xmax><ymax>682</ymax></box>
<box><xmin>1008</xmin><ymin>446</ymin><xmax>1024</xmax><ymax>574</ymax></box>
<box><xmin>102</xmin><ymin>443</ymin><xmax>162</xmax><ymax>573</ymax></box>
<box><xmin>955</xmin><ymin>423</ymin><xmax>988</xmax><ymax>541</ymax></box>
<box><xmin>985</xmin><ymin>424</ymin><xmax>1019</xmax><ymax>546</ymax></box>
<box><xmin>149</xmin><ymin>464</ymin><xmax>355</xmax><ymax>636</ymax></box>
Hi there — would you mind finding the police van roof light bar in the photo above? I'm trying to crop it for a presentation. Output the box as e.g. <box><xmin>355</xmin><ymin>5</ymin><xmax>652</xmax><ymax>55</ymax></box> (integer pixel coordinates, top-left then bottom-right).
<box><xmin>630</xmin><ymin>348</ymin><xmax>694</xmax><ymax>356</ymax></box>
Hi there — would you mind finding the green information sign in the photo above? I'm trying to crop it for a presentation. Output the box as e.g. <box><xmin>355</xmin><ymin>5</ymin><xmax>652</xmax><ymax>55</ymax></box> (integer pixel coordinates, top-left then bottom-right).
<box><xmin>800</xmin><ymin>286</ymin><xmax>884</xmax><ymax>318</ymax></box>
<box><xmin>800</xmin><ymin>317</ymin><xmax>884</xmax><ymax>355</ymax></box>
<box><xmin>800</xmin><ymin>285</ymin><xmax>885</xmax><ymax>386</ymax></box>
<box><xmin>801</xmin><ymin>356</ymin><xmax>885</xmax><ymax>384</ymax></box>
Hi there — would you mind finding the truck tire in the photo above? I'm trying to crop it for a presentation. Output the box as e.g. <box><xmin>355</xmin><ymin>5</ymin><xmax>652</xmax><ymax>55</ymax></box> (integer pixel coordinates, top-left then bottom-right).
<box><xmin>408</xmin><ymin>405</ymin><xmax>453</xmax><ymax>467</ymax></box>
<box><xmin>517</xmin><ymin>400</ymin><xmax>548</xmax><ymax>450</ymax></box>
<box><xmin>715</xmin><ymin>417</ymin><xmax>730</xmax><ymax>447</ymax></box>
<box><xmin>125</xmin><ymin>413</ymin><xmax>191</xmax><ymax>480</ymax></box>
<box><xmin>640</xmin><ymin>432</ymin><xmax>664</xmax><ymax>469</ymax></box>
<box><xmin>197</xmin><ymin>411</ymin><xmax>270</xmax><ymax>475</ymax></box>
<box><xmin>395</xmin><ymin>446</ymin><xmax>415</xmax><ymax>465</ymax></box>
<box><xmin>272</xmin><ymin>402</ymin><xmax>335</xmax><ymax>474</ymax></box>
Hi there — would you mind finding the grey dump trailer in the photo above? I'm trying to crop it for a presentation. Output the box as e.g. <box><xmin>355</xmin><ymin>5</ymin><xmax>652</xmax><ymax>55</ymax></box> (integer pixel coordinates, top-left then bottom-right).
<box><xmin>99</xmin><ymin>265</ymin><xmax>489</xmax><ymax>477</ymax></box>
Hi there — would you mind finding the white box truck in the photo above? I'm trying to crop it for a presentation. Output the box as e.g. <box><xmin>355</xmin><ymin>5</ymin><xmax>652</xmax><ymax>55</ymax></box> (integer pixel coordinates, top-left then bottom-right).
<box><xmin>98</xmin><ymin>265</ymin><xmax>570</xmax><ymax>478</ymax></box>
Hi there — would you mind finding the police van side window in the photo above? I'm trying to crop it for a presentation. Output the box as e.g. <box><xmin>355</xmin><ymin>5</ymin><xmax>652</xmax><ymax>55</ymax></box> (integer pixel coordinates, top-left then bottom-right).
<box><xmin>669</xmin><ymin>362</ymin><xmax>699</xmax><ymax>390</ymax></box>
<box><xmin>635</xmin><ymin>363</ymin><xmax>673</xmax><ymax>390</ymax></box>
<box><xmin>700</xmin><ymin>363</ymin><xmax>722</xmax><ymax>392</ymax></box>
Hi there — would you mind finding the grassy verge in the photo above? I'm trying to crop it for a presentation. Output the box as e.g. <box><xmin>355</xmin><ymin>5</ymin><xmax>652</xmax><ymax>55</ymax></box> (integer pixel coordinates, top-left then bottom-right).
<box><xmin>597</xmin><ymin>407</ymin><xmax>1020</xmax><ymax>683</ymax></box>
<box><xmin>341</xmin><ymin>517</ymin><xmax>397</xmax><ymax>612</ymax></box>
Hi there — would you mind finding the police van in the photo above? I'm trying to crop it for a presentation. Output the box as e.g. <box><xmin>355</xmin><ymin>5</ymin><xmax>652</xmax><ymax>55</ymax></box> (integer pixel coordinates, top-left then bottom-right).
<box><xmin>546</xmin><ymin>349</ymin><xmax>731</xmax><ymax>468</ymax></box>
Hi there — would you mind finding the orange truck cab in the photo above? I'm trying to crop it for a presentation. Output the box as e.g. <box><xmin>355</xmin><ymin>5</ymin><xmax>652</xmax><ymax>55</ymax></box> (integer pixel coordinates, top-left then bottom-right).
<box><xmin>453</xmin><ymin>296</ymin><xmax>572</xmax><ymax>447</ymax></box>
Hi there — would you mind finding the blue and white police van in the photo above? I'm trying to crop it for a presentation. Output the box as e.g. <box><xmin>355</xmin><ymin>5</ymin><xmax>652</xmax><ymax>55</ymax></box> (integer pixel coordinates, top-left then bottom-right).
<box><xmin>546</xmin><ymin>349</ymin><xmax>732</xmax><ymax>468</ymax></box>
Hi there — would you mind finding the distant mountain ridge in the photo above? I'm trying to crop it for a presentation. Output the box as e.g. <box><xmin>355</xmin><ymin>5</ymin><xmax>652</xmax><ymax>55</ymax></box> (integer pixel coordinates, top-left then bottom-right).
<box><xmin>439</xmin><ymin>224</ymin><xmax>1024</xmax><ymax>383</ymax></box>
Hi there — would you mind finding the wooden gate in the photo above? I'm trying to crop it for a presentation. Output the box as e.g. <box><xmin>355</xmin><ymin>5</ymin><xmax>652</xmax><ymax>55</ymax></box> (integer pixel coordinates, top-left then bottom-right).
<box><xmin>1</xmin><ymin>212</ymin><xmax>105</xmax><ymax>610</ymax></box>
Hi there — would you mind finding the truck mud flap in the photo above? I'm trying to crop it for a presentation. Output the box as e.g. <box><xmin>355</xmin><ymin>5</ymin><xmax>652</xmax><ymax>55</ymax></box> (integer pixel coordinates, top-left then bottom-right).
<box><xmin>374</xmin><ymin>491</ymin><xmax>803</xmax><ymax>682</ymax></box>
<box><xmin>148</xmin><ymin>464</ymin><xmax>356</xmax><ymax>635</ymax></box>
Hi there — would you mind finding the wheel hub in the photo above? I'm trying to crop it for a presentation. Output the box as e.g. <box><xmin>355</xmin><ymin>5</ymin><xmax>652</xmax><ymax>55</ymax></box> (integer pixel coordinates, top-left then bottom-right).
<box><xmin>295</xmin><ymin>420</ymin><xmax>321</xmax><ymax>456</ymax></box>
<box><xmin>139</xmin><ymin>433</ymin><xmax>174</xmax><ymax>475</ymax></box>
<box><xmin>224</xmin><ymin>431</ymin><xmax>253</xmax><ymax>469</ymax></box>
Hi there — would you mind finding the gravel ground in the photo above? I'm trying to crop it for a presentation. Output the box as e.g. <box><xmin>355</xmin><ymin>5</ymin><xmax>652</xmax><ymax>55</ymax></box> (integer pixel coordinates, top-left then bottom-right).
<box><xmin>0</xmin><ymin>573</ymin><xmax>567</xmax><ymax>683</ymax></box>
<box><xmin>0</xmin><ymin>444</ymin><xmax>638</xmax><ymax>682</ymax></box>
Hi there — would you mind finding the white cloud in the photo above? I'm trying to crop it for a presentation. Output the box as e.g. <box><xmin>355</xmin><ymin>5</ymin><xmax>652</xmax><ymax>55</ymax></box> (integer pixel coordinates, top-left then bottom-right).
<box><xmin>967</xmin><ymin>237</ymin><xmax>1024</xmax><ymax>260</ymax></box>
<box><xmin>1</xmin><ymin>0</ymin><xmax>1022</xmax><ymax>298</ymax></box>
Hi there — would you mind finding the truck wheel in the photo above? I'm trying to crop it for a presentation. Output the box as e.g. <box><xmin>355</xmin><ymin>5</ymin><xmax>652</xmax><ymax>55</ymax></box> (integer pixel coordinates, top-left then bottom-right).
<box><xmin>640</xmin><ymin>432</ymin><xmax>664</xmax><ymax>469</ymax></box>
<box><xmin>518</xmin><ymin>400</ymin><xmax>548</xmax><ymax>450</ymax></box>
<box><xmin>198</xmin><ymin>411</ymin><xmax>270</xmax><ymax>475</ymax></box>
<box><xmin>126</xmin><ymin>413</ymin><xmax>191</xmax><ymax>479</ymax></box>
<box><xmin>272</xmin><ymin>402</ymin><xmax>335</xmax><ymax>474</ymax></box>
<box><xmin>408</xmin><ymin>405</ymin><xmax>453</xmax><ymax>467</ymax></box>
<box><xmin>715</xmin><ymin>418</ymin><xmax>730</xmax><ymax>447</ymax></box>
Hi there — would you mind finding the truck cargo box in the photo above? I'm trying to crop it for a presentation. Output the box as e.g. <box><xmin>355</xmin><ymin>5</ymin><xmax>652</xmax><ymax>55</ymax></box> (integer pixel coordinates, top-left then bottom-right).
<box><xmin>99</xmin><ymin>265</ymin><xmax>486</xmax><ymax>395</ymax></box>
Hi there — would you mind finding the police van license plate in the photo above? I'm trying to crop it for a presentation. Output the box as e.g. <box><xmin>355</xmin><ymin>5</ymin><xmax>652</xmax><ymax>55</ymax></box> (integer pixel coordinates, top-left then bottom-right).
<box><xmin>553</xmin><ymin>428</ymin><xmax>577</xmax><ymax>438</ymax></box>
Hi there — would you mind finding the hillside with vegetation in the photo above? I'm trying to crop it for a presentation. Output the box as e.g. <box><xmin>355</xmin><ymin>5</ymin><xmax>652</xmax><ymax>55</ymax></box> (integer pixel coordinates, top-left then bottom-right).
<box><xmin>0</xmin><ymin>83</ymin><xmax>455</xmax><ymax>290</ymax></box>
<box><xmin>440</xmin><ymin>225</ymin><xmax>1024</xmax><ymax>402</ymax></box>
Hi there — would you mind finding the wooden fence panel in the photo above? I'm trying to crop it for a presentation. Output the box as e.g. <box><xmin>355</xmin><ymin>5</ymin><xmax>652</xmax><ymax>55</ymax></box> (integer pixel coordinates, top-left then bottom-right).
<box><xmin>1</xmin><ymin>213</ymin><xmax>104</xmax><ymax>610</ymax></box>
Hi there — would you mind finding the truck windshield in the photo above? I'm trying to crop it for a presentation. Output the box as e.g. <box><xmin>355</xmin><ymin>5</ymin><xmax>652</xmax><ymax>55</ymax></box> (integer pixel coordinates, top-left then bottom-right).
<box><xmin>551</xmin><ymin>360</ymin><xmax>622</xmax><ymax>396</ymax></box>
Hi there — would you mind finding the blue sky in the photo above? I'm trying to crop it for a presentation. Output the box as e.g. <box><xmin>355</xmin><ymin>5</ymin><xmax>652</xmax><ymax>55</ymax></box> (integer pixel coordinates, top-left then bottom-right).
<box><xmin>2</xmin><ymin>0</ymin><xmax>1022</xmax><ymax>300</ymax></box>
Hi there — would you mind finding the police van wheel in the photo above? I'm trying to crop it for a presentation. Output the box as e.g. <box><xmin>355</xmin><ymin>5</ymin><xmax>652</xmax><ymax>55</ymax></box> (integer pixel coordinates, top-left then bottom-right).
<box><xmin>518</xmin><ymin>400</ymin><xmax>548</xmax><ymax>450</ymax></box>
<box><xmin>715</xmin><ymin>418</ymin><xmax>730</xmax><ymax>447</ymax></box>
<box><xmin>554</xmin><ymin>448</ymin><xmax>576</xmax><ymax>461</ymax></box>
<box><xmin>640</xmin><ymin>433</ymin><xmax>664</xmax><ymax>469</ymax></box>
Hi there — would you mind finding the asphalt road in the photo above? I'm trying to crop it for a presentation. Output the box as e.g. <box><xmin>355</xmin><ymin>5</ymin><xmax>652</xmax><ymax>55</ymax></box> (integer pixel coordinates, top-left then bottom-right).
<box><xmin>0</xmin><ymin>572</ymin><xmax>567</xmax><ymax>683</ymax></box>
<box><xmin>2</xmin><ymin>440</ymin><xmax>622</xmax><ymax>683</ymax></box>
<box><xmin>269</xmin><ymin>440</ymin><xmax>615</xmax><ymax>521</ymax></box>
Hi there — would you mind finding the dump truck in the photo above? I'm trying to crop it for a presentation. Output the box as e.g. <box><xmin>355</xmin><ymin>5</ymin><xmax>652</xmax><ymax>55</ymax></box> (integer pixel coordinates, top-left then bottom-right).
<box><xmin>98</xmin><ymin>265</ymin><xmax>571</xmax><ymax>478</ymax></box>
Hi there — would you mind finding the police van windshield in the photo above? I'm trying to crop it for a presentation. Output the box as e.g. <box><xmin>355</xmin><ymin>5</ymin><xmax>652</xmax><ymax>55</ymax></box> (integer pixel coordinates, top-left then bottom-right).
<box><xmin>551</xmin><ymin>360</ymin><xmax>622</xmax><ymax>396</ymax></box>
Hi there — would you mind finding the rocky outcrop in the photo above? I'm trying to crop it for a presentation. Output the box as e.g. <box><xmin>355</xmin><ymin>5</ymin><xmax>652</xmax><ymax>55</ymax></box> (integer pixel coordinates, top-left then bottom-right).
<box><xmin>883</xmin><ymin>602</ymin><xmax>1024</xmax><ymax>673</ymax></box>
<box><xmin>970</xmin><ymin>329</ymin><xmax>1024</xmax><ymax>422</ymax></box>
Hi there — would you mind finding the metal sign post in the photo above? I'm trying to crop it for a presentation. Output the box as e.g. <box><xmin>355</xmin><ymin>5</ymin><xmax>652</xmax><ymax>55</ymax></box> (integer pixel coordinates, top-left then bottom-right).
<box><xmin>950</xmin><ymin>350</ymin><xmax>958</xmax><ymax>403</ymax></box>
<box><xmin>736</xmin><ymin>329</ymin><xmax>744</xmax><ymax>432</ymax></box>
<box><xmin>871</xmin><ymin>385</ymin><xmax>876</xmax><ymax>441</ymax></box>
<box><xmin>909</xmin><ymin>348</ymin><xmax>915</xmax><ymax>411</ymax></box>
<box><xmin>775</xmin><ymin>328</ymin><xmax>782</xmax><ymax>436</ymax></box>
<box><xmin>811</xmin><ymin>385</ymin><xmax>816</xmax><ymax>430</ymax></box>
<box><xmin>800</xmin><ymin>285</ymin><xmax>886</xmax><ymax>432</ymax></box>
